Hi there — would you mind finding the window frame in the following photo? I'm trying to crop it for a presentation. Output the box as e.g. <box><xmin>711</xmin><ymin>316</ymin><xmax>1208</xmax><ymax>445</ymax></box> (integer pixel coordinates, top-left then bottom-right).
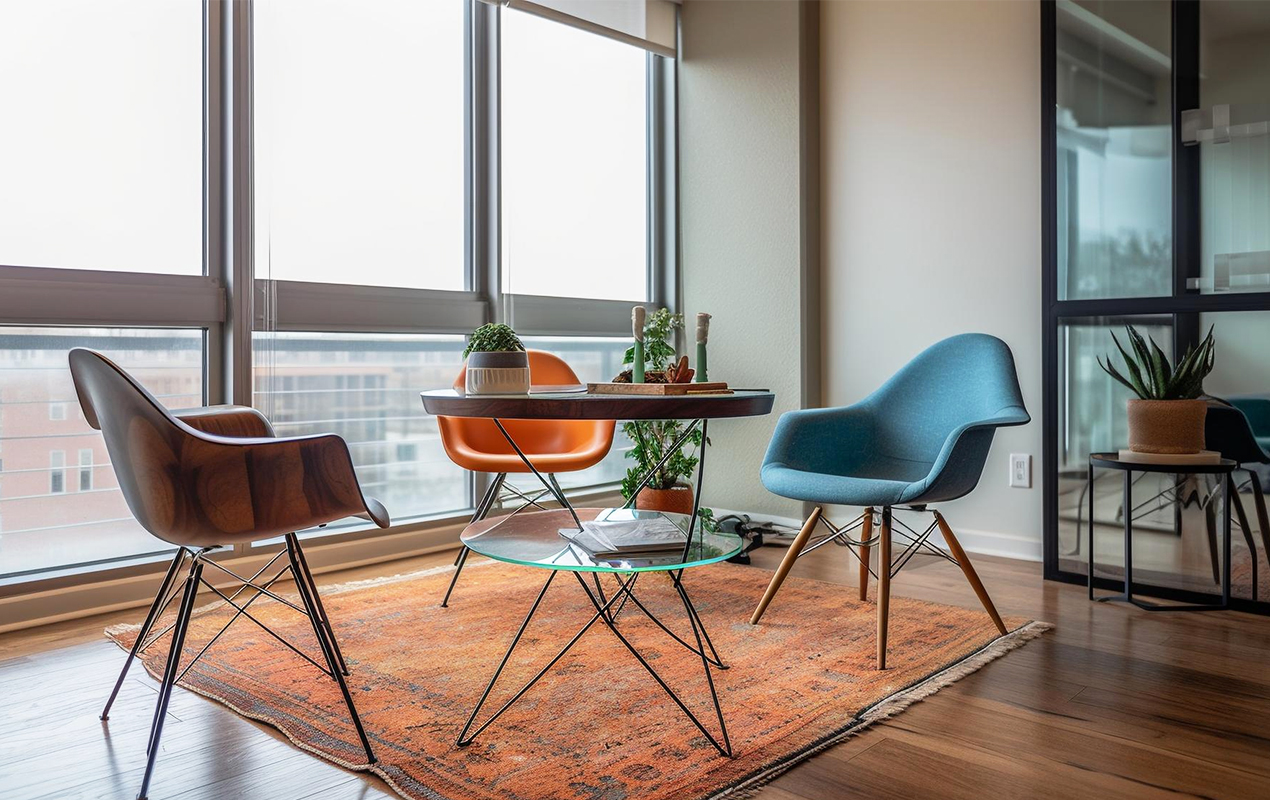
<box><xmin>0</xmin><ymin>0</ymin><xmax>678</xmax><ymax>595</ymax></box>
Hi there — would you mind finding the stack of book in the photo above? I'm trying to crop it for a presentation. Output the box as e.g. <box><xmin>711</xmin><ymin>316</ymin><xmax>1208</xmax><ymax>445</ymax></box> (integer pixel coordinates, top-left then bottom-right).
<box><xmin>559</xmin><ymin>513</ymin><xmax>687</xmax><ymax>558</ymax></box>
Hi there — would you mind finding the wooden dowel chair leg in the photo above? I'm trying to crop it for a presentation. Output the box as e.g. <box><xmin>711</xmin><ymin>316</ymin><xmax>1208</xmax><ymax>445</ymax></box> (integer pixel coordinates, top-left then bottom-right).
<box><xmin>934</xmin><ymin>511</ymin><xmax>1007</xmax><ymax>636</ymax></box>
<box><xmin>750</xmin><ymin>506</ymin><xmax>821</xmax><ymax>625</ymax></box>
<box><xmin>858</xmin><ymin>507</ymin><xmax>873</xmax><ymax>602</ymax></box>
<box><xmin>876</xmin><ymin>507</ymin><xmax>892</xmax><ymax>670</ymax></box>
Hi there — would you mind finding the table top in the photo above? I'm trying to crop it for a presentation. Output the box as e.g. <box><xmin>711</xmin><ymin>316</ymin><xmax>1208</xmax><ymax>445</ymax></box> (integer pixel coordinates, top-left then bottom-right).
<box><xmin>1090</xmin><ymin>452</ymin><xmax>1237</xmax><ymax>474</ymax></box>
<box><xmin>460</xmin><ymin>507</ymin><xmax>743</xmax><ymax>573</ymax></box>
<box><xmin>420</xmin><ymin>387</ymin><xmax>775</xmax><ymax>420</ymax></box>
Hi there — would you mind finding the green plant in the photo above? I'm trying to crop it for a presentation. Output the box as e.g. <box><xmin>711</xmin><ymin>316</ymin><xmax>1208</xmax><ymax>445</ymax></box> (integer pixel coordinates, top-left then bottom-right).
<box><xmin>463</xmin><ymin>323</ymin><xmax>525</xmax><ymax>359</ymax></box>
<box><xmin>618</xmin><ymin>308</ymin><xmax>715</xmax><ymax>531</ymax></box>
<box><xmin>1098</xmin><ymin>324</ymin><xmax>1215</xmax><ymax>400</ymax></box>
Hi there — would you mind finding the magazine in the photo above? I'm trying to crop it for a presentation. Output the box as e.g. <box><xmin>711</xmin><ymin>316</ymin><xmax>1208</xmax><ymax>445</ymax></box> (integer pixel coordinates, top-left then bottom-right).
<box><xmin>559</xmin><ymin>513</ymin><xmax>687</xmax><ymax>557</ymax></box>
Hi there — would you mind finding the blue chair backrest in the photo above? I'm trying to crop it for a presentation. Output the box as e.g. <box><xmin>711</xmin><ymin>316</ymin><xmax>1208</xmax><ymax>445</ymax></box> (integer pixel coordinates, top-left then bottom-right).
<box><xmin>862</xmin><ymin>334</ymin><xmax>1028</xmax><ymax>465</ymax></box>
<box><xmin>1205</xmin><ymin>400</ymin><xmax>1268</xmax><ymax>465</ymax></box>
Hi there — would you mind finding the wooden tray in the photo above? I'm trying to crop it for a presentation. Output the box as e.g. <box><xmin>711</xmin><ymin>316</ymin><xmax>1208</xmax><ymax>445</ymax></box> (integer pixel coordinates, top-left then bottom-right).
<box><xmin>587</xmin><ymin>381</ymin><xmax>732</xmax><ymax>396</ymax></box>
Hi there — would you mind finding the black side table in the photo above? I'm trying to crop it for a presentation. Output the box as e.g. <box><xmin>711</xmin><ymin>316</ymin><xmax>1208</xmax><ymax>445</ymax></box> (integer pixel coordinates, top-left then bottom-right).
<box><xmin>1088</xmin><ymin>452</ymin><xmax>1237</xmax><ymax>611</ymax></box>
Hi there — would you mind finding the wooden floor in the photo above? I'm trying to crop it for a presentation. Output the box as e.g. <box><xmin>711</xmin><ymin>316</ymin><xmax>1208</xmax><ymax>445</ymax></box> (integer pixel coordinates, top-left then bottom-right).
<box><xmin>3</xmin><ymin>540</ymin><xmax>1269</xmax><ymax>800</ymax></box>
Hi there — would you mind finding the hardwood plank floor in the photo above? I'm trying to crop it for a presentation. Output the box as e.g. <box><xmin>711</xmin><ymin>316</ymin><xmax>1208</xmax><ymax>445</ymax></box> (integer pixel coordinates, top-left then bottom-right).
<box><xmin>2</xmin><ymin>541</ymin><xmax>1268</xmax><ymax>799</ymax></box>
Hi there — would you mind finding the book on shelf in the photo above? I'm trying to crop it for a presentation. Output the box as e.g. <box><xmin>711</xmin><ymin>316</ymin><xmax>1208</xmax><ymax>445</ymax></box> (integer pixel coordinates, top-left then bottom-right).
<box><xmin>558</xmin><ymin>511</ymin><xmax>687</xmax><ymax>557</ymax></box>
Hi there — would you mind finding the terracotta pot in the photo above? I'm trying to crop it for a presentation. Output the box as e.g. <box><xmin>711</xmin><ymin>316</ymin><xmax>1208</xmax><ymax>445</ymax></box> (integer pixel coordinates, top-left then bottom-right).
<box><xmin>635</xmin><ymin>484</ymin><xmax>695</xmax><ymax>516</ymax></box>
<box><xmin>1127</xmin><ymin>399</ymin><xmax>1208</xmax><ymax>454</ymax></box>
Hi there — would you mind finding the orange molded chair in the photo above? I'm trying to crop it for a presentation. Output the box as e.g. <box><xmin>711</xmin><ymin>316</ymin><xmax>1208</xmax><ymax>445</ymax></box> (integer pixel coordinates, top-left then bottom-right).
<box><xmin>438</xmin><ymin>350</ymin><xmax>616</xmax><ymax>605</ymax></box>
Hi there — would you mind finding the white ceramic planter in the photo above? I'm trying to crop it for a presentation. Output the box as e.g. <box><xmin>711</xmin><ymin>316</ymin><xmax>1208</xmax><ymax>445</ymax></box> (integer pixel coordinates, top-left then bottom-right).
<box><xmin>465</xmin><ymin>351</ymin><xmax>531</xmax><ymax>394</ymax></box>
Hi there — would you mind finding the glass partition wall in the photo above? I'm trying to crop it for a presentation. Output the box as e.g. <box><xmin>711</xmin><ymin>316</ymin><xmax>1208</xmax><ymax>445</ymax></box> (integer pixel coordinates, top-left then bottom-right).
<box><xmin>1044</xmin><ymin>0</ymin><xmax>1270</xmax><ymax>610</ymax></box>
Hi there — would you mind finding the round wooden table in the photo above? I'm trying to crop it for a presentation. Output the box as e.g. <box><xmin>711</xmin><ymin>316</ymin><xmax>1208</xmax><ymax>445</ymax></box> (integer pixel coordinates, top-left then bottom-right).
<box><xmin>420</xmin><ymin>387</ymin><xmax>775</xmax><ymax>420</ymax></box>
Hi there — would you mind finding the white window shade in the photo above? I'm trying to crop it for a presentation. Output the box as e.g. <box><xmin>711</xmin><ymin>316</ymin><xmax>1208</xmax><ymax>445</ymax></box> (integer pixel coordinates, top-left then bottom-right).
<box><xmin>483</xmin><ymin>0</ymin><xmax>677</xmax><ymax>57</ymax></box>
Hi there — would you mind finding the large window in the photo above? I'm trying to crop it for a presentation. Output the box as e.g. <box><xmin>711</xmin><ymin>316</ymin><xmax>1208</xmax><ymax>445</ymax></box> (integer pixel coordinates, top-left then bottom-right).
<box><xmin>0</xmin><ymin>0</ymin><xmax>203</xmax><ymax>274</ymax></box>
<box><xmin>0</xmin><ymin>328</ymin><xmax>204</xmax><ymax>578</ymax></box>
<box><xmin>0</xmin><ymin>0</ymin><xmax>675</xmax><ymax>587</ymax></box>
<box><xmin>501</xmin><ymin>9</ymin><xmax>649</xmax><ymax>301</ymax></box>
<box><xmin>253</xmin><ymin>0</ymin><xmax>466</xmax><ymax>290</ymax></box>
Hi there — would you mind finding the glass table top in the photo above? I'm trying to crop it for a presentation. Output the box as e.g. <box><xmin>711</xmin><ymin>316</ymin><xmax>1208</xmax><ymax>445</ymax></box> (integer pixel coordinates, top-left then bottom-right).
<box><xmin>460</xmin><ymin>507</ymin><xmax>743</xmax><ymax>573</ymax></box>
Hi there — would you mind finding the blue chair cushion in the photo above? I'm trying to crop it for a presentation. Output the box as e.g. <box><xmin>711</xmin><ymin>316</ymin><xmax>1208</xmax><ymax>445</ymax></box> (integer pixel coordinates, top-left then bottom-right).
<box><xmin>760</xmin><ymin>334</ymin><xmax>1029</xmax><ymax>508</ymax></box>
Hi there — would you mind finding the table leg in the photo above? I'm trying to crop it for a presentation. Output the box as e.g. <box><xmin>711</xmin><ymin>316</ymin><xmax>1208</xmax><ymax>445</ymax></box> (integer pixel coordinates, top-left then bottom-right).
<box><xmin>1088</xmin><ymin>460</ymin><xmax>1095</xmax><ymax>600</ymax></box>
<box><xmin>1124</xmin><ymin>469</ymin><xmax>1133</xmax><ymax>603</ymax></box>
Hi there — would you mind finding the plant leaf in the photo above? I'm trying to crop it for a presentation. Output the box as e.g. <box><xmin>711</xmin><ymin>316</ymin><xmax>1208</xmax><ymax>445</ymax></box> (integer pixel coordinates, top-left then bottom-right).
<box><xmin>1110</xmin><ymin>330</ymin><xmax>1151</xmax><ymax>399</ymax></box>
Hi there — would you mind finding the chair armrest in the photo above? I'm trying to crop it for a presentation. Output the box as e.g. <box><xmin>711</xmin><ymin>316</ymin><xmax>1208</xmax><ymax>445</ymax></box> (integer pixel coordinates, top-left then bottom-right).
<box><xmin>180</xmin><ymin>430</ymin><xmax>391</xmax><ymax>539</ymax></box>
<box><xmin>913</xmin><ymin>404</ymin><xmax>1031</xmax><ymax>504</ymax></box>
<box><xmin>763</xmin><ymin>404</ymin><xmax>876</xmax><ymax>473</ymax></box>
<box><xmin>175</xmin><ymin>405</ymin><xmax>275</xmax><ymax>438</ymax></box>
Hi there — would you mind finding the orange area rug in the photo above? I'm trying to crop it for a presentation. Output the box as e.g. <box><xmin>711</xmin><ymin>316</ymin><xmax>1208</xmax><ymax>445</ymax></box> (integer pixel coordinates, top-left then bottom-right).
<box><xmin>107</xmin><ymin>558</ymin><xmax>1050</xmax><ymax>800</ymax></box>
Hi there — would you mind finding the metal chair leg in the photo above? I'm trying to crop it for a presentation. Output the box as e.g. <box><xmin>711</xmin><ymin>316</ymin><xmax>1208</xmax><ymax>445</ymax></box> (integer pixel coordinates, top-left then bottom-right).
<box><xmin>1231</xmin><ymin>482</ymin><xmax>1258</xmax><ymax>596</ymax></box>
<box><xmin>101</xmin><ymin>548</ymin><xmax>188</xmax><ymax>721</ymax></box>
<box><xmin>289</xmin><ymin>536</ymin><xmax>348</xmax><ymax>676</ymax></box>
<box><xmin>137</xmin><ymin>559</ymin><xmax>203</xmax><ymax>800</ymax></box>
<box><xmin>876</xmin><ymin>507</ymin><xmax>892</xmax><ymax>669</ymax></box>
<box><xmin>750</xmin><ymin>506</ymin><xmax>821</xmax><ymax>625</ymax></box>
<box><xmin>933</xmin><ymin>511</ymin><xmax>1007</xmax><ymax>635</ymax></box>
<box><xmin>1249</xmin><ymin>470</ymin><xmax>1270</xmax><ymax>582</ymax></box>
<box><xmin>286</xmin><ymin>534</ymin><xmax>377</xmax><ymax>765</ymax></box>
<box><xmin>443</xmin><ymin>473</ymin><xmax>507</xmax><ymax>607</ymax></box>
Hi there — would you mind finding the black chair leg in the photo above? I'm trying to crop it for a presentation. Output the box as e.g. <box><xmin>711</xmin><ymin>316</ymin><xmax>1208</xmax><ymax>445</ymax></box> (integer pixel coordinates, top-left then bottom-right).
<box><xmin>289</xmin><ymin>536</ymin><xmax>348</xmax><ymax>676</ymax></box>
<box><xmin>101</xmin><ymin>548</ymin><xmax>188</xmax><ymax>720</ymax></box>
<box><xmin>442</xmin><ymin>473</ymin><xmax>506</xmax><ymax>607</ymax></box>
<box><xmin>137</xmin><ymin>559</ymin><xmax>203</xmax><ymax>800</ymax></box>
<box><xmin>1232</xmin><ymin>482</ymin><xmax>1258</xmax><ymax>596</ymax></box>
<box><xmin>285</xmin><ymin>534</ymin><xmax>377</xmax><ymax>765</ymax></box>
<box><xmin>1249</xmin><ymin>471</ymin><xmax>1270</xmax><ymax>580</ymax></box>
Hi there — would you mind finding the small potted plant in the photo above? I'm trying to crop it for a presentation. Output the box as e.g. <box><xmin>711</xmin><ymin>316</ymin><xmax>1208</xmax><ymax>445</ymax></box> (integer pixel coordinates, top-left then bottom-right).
<box><xmin>463</xmin><ymin>323</ymin><xmax>530</xmax><ymax>395</ymax></box>
<box><xmin>1098</xmin><ymin>325</ymin><xmax>1216</xmax><ymax>454</ymax></box>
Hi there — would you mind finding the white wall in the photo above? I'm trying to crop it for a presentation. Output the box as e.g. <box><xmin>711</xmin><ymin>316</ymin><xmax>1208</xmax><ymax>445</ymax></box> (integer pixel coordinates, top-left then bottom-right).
<box><xmin>678</xmin><ymin>0</ymin><xmax>808</xmax><ymax>519</ymax></box>
<box><xmin>820</xmin><ymin>0</ymin><xmax>1044</xmax><ymax>558</ymax></box>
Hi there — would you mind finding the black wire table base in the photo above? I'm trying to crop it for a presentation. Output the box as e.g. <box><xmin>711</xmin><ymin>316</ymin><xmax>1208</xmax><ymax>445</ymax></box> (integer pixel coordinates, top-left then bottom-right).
<box><xmin>456</xmin><ymin>568</ymin><xmax>734</xmax><ymax>757</ymax></box>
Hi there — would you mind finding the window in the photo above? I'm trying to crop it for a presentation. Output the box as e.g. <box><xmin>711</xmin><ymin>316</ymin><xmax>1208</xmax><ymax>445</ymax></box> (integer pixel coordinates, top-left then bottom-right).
<box><xmin>501</xmin><ymin>9</ymin><xmax>649</xmax><ymax>301</ymax></box>
<box><xmin>0</xmin><ymin>328</ymin><xmax>205</xmax><ymax>578</ymax></box>
<box><xmin>0</xmin><ymin>2</ymin><xmax>675</xmax><ymax>587</ymax></box>
<box><xmin>78</xmin><ymin>449</ymin><xmax>94</xmax><ymax>492</ymax></box>
<box><xmin>0</xmin><ymin>0</ymin><xmax>203</xmax><ymax>274</ymax></box>
<box><xmin>253</xmin><ymin>332</ymin><xmax>470</xmax><ymax>529</ymax></box>
<box><xmin>253</xmin><ymin>0</ymin><xmax>466</xmax><ymax>290</ymax></box>
<box><xmin>49</xmin><ymin>451</ymin><xmax>65</xmax><ymax>494</ymax></box>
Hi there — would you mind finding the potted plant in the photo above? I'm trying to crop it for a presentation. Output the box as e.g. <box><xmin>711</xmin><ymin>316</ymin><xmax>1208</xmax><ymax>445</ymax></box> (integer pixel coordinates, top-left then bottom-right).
<box><xmin>618</xmin><ymin>309</ymin><xmax>713</xmax><ymax>527</ymax></box>
<box><xmin>1097</xmin><ymin>325</ymin><xmax>1216</xmax><ymax>454</ymax></box>
<box><xmin>463</xmin><ymin>323</ymin><xmax>530</xmax><ymax>395</ymax></box>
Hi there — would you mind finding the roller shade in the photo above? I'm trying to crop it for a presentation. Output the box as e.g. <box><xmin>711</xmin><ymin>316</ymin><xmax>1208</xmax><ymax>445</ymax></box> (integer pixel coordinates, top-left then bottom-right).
<box><xmin>480</xmin><ymin>0</ymin><xmax>678</xmax><ymax>58</ymax></box>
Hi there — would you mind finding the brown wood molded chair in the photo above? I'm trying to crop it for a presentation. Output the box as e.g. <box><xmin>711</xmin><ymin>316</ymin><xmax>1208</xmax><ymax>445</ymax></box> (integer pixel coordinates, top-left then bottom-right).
<box><xmin>69</xmin><ymin>348</ymin><xmax>388</xmax><ymax>800</ymax></box>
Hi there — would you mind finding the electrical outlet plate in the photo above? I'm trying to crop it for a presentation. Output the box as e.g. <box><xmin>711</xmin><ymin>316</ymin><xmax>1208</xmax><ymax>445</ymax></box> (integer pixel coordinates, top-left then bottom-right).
<box><xmin>1009</xmin><ymin>454</ymin><xmax>1032</xmax><ymax>488</ymax></box>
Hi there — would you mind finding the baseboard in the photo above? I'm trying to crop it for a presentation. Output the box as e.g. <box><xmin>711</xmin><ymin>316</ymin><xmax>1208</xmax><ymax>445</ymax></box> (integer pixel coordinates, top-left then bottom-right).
<box><xmin>713</xmin><ymin>506</ymin><xmax>1043</xmax><ymax>563</ymax></box>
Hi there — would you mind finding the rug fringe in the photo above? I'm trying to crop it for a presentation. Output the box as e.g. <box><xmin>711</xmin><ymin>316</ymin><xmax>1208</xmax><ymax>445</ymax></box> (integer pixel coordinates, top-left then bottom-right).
<box><xmin>713</xmin><ymin>620</ymin><xmax>1055</xmax><ymax>800</ymax></box>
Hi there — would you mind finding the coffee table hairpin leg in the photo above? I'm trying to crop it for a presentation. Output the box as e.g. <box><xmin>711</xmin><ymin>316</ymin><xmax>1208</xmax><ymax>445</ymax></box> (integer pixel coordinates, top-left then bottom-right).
<box><xmin>455</xmin><ymin>568</ymin><xmax>733</xmax><ymax>757</ymax></box>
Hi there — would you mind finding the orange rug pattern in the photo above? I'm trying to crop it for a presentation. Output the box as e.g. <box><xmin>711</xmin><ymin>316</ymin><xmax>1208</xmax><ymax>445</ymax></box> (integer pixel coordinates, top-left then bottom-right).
<box><xmin>107</xmin><ymin>559</ymin><xmax>1049</xmax><ymax>800</ymax></box>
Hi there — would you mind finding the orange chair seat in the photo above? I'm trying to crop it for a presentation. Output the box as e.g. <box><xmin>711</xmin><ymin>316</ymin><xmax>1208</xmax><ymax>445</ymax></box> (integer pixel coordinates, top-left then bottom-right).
<box><xmin>439</xmin><ymin>351</ymin><xmax>617</xmax><ymax>475</ymax></box>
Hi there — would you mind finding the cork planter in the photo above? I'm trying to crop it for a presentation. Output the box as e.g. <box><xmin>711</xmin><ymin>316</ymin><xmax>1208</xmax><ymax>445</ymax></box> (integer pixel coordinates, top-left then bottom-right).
<box><xmin>635</xmin><ymin>484</ymin><xmax>695</xmax><ymax>516</ymax></box>
<box><xmin>1127</xmin><ymin>399</ymin><xmax>1208</xmax><ymax>455</ymax></box>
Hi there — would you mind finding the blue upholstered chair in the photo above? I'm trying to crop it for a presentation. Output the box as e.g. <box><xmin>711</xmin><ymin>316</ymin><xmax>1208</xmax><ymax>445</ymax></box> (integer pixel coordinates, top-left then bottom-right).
<box><xmin>750</xmin><ymin>333</ymin><xmax>1030</xmax><ymax>668</ymax></box>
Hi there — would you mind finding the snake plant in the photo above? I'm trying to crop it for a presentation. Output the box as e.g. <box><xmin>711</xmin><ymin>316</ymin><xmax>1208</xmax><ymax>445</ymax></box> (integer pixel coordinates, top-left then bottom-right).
<box><xmin>1097</xmin><ymin>325</ymin><xmax>1215</xmax><ymax>400</ymax></box>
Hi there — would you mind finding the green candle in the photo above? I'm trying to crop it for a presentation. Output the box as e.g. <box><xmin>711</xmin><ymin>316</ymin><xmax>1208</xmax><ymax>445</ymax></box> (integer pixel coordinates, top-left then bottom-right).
<box><xmin>695</xmin><ymin>312</ymin><xmax>711</xmax><ymax>382</ymax></box>
<box><xmin>632</xmin><ymin>306</ymin><xmax>646</xmax><ymax>383</ymax></box>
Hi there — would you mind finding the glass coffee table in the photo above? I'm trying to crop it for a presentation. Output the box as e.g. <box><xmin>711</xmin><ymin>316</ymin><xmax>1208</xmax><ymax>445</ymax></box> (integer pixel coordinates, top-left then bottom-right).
<box><xmin>455</xmin><ymin>506</ymin><xmax>743</xmax><ymax>757</ymax></box>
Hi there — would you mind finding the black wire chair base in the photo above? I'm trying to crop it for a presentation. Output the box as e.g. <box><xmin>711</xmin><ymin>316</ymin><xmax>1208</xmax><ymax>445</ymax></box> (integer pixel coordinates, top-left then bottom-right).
<box><xmin>100</xmin><ymin>537</ymin><xmax>377</xmax><ymax>799</ymax></box>
<box><xmin>456</xmin><ymin>569</ymin><xmax>734</xmax><ymax>757</ymax></box>
<box><xmin>800</xmin><ymin>509</ymin><xmax>960</xmax><ymax>583</ymax></box>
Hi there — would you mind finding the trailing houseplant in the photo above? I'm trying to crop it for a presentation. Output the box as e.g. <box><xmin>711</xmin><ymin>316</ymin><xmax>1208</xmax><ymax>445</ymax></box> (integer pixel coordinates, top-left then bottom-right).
<box><xmin>1097</xmin><ymin>325</ymin><xmax>1216</xmax><ymax>454</ymax></box>
<box><xmin>618</xmin><ymin>309</ymin><xmax>714</xmax><ymax>528</ymax></box>
<box><xmin>463</xmin><ymin>323</ymin><xmax>530</xmax><ymax>395</ymax></box>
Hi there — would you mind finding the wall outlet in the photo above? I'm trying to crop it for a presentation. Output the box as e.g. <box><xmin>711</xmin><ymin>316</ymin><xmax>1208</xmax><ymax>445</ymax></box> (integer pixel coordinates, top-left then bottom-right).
<box><xmin>1009</xmin><ymin>453</ymin><xmax>1032</xmax><ymax>488</ymax></box>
